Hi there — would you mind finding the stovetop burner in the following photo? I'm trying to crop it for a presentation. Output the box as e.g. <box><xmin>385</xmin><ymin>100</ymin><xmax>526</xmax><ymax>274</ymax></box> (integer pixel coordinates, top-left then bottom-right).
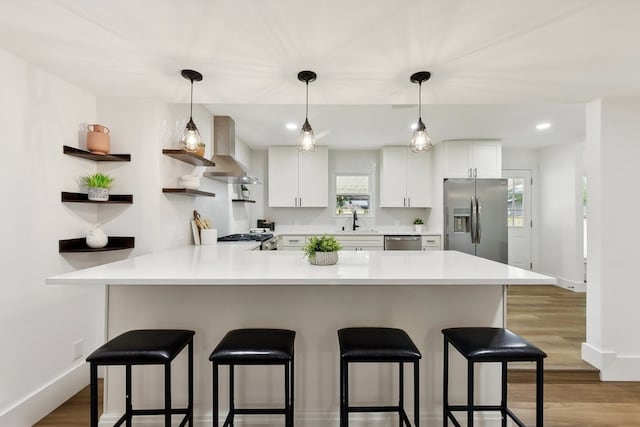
<box><xmin>218</xmin><ymin>233</ymin><xmax>274</xmax><ymax>242</ymax></box>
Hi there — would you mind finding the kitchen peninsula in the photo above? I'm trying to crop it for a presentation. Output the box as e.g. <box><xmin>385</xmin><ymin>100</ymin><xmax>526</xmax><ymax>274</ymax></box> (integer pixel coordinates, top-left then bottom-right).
<box><xmin>47</xmin><ymin>247</ymin><xmax>554</xmax><ymax>425</ymax></box>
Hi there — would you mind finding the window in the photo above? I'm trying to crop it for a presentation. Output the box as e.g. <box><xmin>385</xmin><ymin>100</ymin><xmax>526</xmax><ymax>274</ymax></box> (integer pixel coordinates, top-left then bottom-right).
<box><xmin>335</xmin><ymin>174</ymin><xmax>371</xmax><ymax>215</ymax></box>
<box><xmin>507</xmin><ymin>177</ymin><xmax>524</xmax><ymax>227</ymax></box>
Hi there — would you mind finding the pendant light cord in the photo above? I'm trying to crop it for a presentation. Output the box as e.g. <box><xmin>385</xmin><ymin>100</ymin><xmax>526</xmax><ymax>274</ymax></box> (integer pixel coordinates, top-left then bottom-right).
<box><xmin>305</xmin><ymin>81</ymin><xmax>309</xmax><ymax>119</ymax></box>
<box><xmin>418</xmin><ymin>81</ymin><xmax>422</xmax><ymax>120</ymax></box>
<box><xmin>189</xmin><ymin>79</ymin><xmax>194</xmax><ymax>119</ymax></box>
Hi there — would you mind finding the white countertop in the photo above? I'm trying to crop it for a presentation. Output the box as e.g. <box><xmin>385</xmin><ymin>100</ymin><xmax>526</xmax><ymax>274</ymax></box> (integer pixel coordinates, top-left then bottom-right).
<box><xmin>46</xmin><ymin>245</ymin><xmax>555</xmax><ymax>286</ymax></box>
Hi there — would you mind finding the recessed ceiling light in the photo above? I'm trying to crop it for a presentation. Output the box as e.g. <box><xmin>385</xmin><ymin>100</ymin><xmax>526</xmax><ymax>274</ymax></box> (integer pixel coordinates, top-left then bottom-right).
<box><xmin>286</xmin><ymin>123</ymin><xmax>297</xmax><ymax>130</ymax></box>
<box><xmin>536</xmin><ymin>122</ymin><xmax>551</xmax><ymax>130</ymax></box>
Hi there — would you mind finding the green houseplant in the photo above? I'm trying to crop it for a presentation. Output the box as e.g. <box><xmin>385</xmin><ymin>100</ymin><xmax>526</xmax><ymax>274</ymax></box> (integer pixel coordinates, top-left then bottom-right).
<box><xmin>303</xmin><ymin>235</ymin><xmax>342</xmax><ymax>265</ymax></box>
<box><xmin>413</xmin><ymin>217</ymin><xmax>424</xmax><ymax>233</ymax></box>
<box><xmin>80</xmin><ymin>172</ymin><xmax>114</xmax><ymax>201</ymax></box>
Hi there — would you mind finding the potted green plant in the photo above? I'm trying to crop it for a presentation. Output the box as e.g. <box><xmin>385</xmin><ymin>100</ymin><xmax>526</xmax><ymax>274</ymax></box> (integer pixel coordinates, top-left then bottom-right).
<box><xmin>303</xmin><ymin>235</ymin><xmax>342</xmax><ymax>265</ymax></box>
<box><xmin>413</xmin><ymin>217</ymin><xmax>424</xmax><ymax>233</ymax></box>
<box><xmin>240</xmin><ymin>184</ymin><xmax>250</xmax><ymax>199</ymax></box>
<box><xmin>80</xmin><ymin>172</ymin><xmax>114</xmax><ymax>201</ymax></box>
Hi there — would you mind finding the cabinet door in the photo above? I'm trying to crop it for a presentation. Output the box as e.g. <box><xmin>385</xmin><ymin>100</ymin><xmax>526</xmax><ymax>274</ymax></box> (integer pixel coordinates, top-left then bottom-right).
<box><xmin>298</xmin><ymin>146</ymin><xmax>328</xmax><ymax>207</ymax></box>
<box><xmin>379</xmin><ymin>147</ymin><xmax>407</xmax><ymax>207</ymax></box>
<box><xmin>268</xmin><ymin>147</ymin><xmax>298</xmax><ymax>207</ymax></box>
<box><xmin>472</xmin><ymin>142</ymin><xmax>502</xmax><ymax>178</ymax></box>
<box><xmin>443</xmin><ymin>141</ymin><xmax>473</xmax><ymax>178</ymax></box>
<box><xmin>406</xmin><ymin>150</ymin><xmax>431</xmax><ymax>207</ymax></box>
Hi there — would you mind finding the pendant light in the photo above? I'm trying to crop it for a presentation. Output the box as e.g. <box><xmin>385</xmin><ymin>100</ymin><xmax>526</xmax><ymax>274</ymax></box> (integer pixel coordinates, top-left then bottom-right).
<box><xmin>409</xmin><ymin>71</ymin><xmax>432</xmax><ymax>153</ymax></box>
<box><xmin>297</xmin><ymin>70</ymin><xmax>318</xmax><ymax>152</ymax></box>
<box><xmin>180</xmin><ymin>69</ymin><xmax>203</xmax><ymax>152</ymax></box>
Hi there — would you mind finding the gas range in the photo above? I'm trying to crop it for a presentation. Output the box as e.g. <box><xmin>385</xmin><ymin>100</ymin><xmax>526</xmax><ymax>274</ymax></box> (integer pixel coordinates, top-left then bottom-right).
<box><xmin>217</xmin><ymin>228</ymin><xmax>277</xmax><ymax>250</ymax></box>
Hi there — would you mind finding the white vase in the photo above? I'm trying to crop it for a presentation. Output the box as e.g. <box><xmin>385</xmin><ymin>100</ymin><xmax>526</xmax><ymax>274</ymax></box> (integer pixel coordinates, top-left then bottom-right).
<box><xmin>309</xmin><ymin>251</ymin><xmax>338</xmax><ymax>266</ymax></box>
<box><xmin>414</xmin><ymin>224</ymin><xmax>423</xmax><ymax>233</ymax></box>
<box><xmin>86</xmin><ymin>224</ymin><xmax>108</xmax><ymax>248</ymax></box>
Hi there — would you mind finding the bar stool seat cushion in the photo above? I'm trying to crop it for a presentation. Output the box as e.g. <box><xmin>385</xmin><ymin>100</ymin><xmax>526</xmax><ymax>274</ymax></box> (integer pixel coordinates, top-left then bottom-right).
<box><xmin>338</xmin><ymin>327</ymin><xmax>421</xmax><ymax>362</ymax></box>
<box><xmin>209</xmin><ymin>328</ymin><xmax>295</xmax><ymax>363</ymax></box>
<box><xmin>442</xmin><ymin>327</ymin><xmax>547</xmax><ymax>362</ymax></box>
<box><xmin>86</xmin><ymin>329</ymin><xmax>195</xmax><ymax>364</ymax></box>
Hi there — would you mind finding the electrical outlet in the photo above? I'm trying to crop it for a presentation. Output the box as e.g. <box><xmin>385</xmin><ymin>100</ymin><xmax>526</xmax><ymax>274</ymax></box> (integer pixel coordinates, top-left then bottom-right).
<box><xmin>72</xmin><ymin>340</ymin><xmax>84</xmax><ymax>361</ymax></box>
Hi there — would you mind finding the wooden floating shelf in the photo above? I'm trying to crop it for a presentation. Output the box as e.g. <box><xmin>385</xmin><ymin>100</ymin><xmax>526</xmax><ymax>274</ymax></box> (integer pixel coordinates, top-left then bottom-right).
<box><xmin>162</xmin><ymin>188</ymin><xmax>216</xmax><ymax>197</ymax></box>
<box><xmin>162</xmin><ymin>149</ymin><xmax>215</xmax><ymax>167</ymax></box>
<box><xmin>63</xmin><ymin>145</ymin><xmax>131</xmax><ymax>162</ymax></box>
<box><xmin>59</xmin><ymin>237</ymin><xmax>135</xmax><ymax>253</ymax></box>
<box><xmin>232</xmin><ymin>199</ymin><xmax>256</xmax><ymax>203</ymax></box>
<box><xmin>61</xmin><ymin>192</ymin><xmax>133</xmax><ymax>204</ymax></box>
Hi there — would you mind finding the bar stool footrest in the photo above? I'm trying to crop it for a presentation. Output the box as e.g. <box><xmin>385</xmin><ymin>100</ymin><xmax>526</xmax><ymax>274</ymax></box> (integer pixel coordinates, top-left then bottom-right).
<box><xmin>446</xmin><ymin>406</ymin><xmax>527</xmax><ymax>427</ymax></box>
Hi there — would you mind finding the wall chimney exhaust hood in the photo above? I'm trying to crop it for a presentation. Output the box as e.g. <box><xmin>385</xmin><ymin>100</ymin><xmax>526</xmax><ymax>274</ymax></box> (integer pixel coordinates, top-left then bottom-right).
<box><xmin>203</xmin><ymin>116</ymin><xmax>261</xmax><ymax>184</ymax></box>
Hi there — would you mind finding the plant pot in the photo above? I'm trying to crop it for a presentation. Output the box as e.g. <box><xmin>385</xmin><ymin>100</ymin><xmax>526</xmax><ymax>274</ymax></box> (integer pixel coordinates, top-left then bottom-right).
<box><xmin>309</xmin><ymin>251</ymin><xmax>338</xmax><ymax>266</ymax></box>
<box><xmin>86</xmin><ymin>124</ymin><xmax>110</xmax><ymax>155</ymax></box>
<box><xmin>241</xmin><ymin>189</ymin><xmax>250</xmax><ymax>199</ymax></box>
<box><xmin>88</xmin><ymin>187</ymin><xmax>109</xmax><ymax>201</ymax></box>
<box><xmin>414</xmin><ymin>224</ymin><xmax>423</xmax><ymax>233</ymax></box>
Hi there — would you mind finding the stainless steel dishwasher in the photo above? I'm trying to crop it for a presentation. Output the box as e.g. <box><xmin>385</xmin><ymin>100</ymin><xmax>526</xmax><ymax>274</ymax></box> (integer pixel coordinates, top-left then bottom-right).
<box><xmin>384</xmin><ymin>235</ymin><xmax>422</xmax><ymax>250</ymax></box>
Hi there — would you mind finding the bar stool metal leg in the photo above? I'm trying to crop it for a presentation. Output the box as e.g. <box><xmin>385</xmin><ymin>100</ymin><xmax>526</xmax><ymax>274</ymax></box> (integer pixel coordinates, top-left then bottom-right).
<box><xmin>188</xmin><ymin>341</ymin><xmax>193</xmax><ymax>426</ymax></box>
<box><xmin>290</xmin><ymin>353</ymin><xmax>295</xmax><ymax>427</ymax></box>
<box><xmin>285</xmin><ymin>362</ymin><xmax>290</xmax><ymax>427</ymax></box>
<box><xmin>443</xmin><ymin>337</ymin><xmax>449</xmax><ymax>427</ymax></box>
<box><xmin>90</xmin><ymin>363</ymin><xmax>98</xmax><ymax>427</ymax></box>
<box><xmin>344</xmin><ymin>360</ymin><xmax>349</xmax><ymax>427</ymax></box>
<box><xmin>536</xmin><ymin>358</ymin><xmax>544</xmax><ymax>427</ymax></box>
<box><xmin>501</xmin><ymin>361</ymin><xmax>508</xmax><ymax>427</ymax></box>
<box><xmin>229</xmin><ymin>365</ymin><xmax>235</xmax><ymax>427</ymax></box>
<box><xmin>213</xmin><ymin>363</ymin><xmax>219</xmax><ymax>427</ymax></box>
<box><xmin>126</xmin><ymin>364</ymin><xmax>132</xmax><ymax>427</ymax></box>
<box><xmin>467</xmin><ymin>361</ymin><xmax>474</xmax><ymax>427</ymax></box>
<box><xmin>399</xmin><ymin>362</ymin><xmax>404</xmax><ymax>427</ymax></box>
<box><xmin>414</xmin><ymin>360</ymin><xmax>419</xmax><ymax>427</ymax></box>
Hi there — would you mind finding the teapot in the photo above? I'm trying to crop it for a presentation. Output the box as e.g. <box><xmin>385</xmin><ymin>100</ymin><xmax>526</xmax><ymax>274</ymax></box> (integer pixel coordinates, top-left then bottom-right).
<box><xmin>86</xmin><ymin>223</ymin><xmax>108</xmax><ymax>248</ymax></box>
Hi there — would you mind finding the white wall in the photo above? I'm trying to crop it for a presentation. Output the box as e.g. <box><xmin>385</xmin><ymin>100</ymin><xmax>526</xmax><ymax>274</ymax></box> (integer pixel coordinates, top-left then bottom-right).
<box><xmin>252</xmin><ymin>149</ymin><xmax>433</xmax><ymax>232</ymax></box>
<box><xmin>536</xmin><ymin>142</ymin><xmax>585</xmax><ymax>289</ymax></box>
<box><xmin>583</xmin><ymin>97</ymin><xmax>640</xmax><ymax>380</ymax></box>
<box><xmin>0</xmin><ymin>48</ymin><xmax>105</xmax><ymax>425</ymax></box>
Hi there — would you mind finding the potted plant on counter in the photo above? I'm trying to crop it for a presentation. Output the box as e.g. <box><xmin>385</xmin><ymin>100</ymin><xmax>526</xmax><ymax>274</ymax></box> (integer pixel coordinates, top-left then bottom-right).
<box><xmin>303</xmin><ymin>235</ymin><xmax>342</xmax><ymax>265</ymax></box>
<box><xmin>240</xmin><ymin>184</ymin><xmax>250</xmax><ymax>199</ymax></box>
<box><xmin>80</xmin><ymin>172</ymin><xmax>114</xmax><ymax>201</ymax></box>
<box><xmin>413</xmin><ymin>217</ymin><xmax>424</xmax><ymax>233</ymax></box>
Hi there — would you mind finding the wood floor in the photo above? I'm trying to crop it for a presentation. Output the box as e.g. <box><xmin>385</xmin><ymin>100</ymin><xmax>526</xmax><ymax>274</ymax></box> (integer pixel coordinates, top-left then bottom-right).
<box><xmin>35</xmin><ymin>285</ymin><xmax>640</xmax><ymax>426</ymax></box>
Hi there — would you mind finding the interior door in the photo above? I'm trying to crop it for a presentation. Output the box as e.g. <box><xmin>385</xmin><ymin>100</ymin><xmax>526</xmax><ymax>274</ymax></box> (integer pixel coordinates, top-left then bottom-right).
<box><xmin>504</xmin><ymin>169</ymin><xmax>532</xmax><ymax>270</ymax></box>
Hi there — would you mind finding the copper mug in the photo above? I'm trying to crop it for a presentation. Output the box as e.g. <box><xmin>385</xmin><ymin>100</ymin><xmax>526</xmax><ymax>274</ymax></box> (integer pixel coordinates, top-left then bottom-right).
<box><xmin>87</xmin><ymin>124</ymin><xmax>110</xmax><ymax>155</ymax></box>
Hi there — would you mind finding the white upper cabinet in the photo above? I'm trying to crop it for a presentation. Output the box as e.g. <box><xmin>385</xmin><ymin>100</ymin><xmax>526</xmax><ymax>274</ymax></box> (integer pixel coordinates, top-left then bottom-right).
<box><xmin>380</xmin><ymin>146</ymin><xmax>432</xmax><ymax>208</ymax></box>
<box><xmin>268</xmin><ymin>146</ymin><xmax>328</xmax><ymax>207</ymax></box>
<box><xmin>443</xmin><ymin>140</ymin><xmax>502</xmax><ymax>178</ymax></box>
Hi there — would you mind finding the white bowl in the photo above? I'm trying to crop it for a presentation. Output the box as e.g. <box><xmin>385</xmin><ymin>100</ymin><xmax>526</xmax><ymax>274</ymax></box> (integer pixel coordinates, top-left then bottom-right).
<box><xmin>181</xmin><ymin>175</ymin><xmax>201</xmax><ymax>190</ymax></box>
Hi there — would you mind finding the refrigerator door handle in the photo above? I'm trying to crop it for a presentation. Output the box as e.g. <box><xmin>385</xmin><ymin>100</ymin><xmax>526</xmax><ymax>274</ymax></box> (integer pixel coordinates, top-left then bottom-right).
<box><xmin>470</xmin><ymin>197</ymin><xmax>476</xmax><ymax>243</ymax></box>
<box><xmin>476</xmin><ymin>197</ymin><xmax>482</xmax><ymax>243</ymax></box>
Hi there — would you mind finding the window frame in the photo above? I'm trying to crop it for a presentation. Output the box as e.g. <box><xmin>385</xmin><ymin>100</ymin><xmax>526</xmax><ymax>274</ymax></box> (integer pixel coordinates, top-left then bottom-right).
<box><xmin>334</xmin><ymin>171</ymin><xmax>375</xmax><ymax>217</ymax></box>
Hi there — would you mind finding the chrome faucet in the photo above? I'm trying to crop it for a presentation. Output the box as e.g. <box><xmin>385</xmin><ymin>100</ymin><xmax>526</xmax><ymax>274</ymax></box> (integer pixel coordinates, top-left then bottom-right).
<box><xmin>352</xmin><ymin>208</ymin><xmax>360</xmax><ymax>231</ymax></box>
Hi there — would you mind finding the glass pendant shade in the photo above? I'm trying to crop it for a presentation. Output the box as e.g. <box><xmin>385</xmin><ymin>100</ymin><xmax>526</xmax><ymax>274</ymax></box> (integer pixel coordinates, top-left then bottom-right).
<box><xmin>296</xmin><ymin>70</ymin><xmax>318</xmax><ymax>152</ymax></box>
<box><xmin>298</xmin><ymin>118</ymin><xmax>317</xmax><ymax>152</ymax></box>
<box><xmin>179</xmin><ymin>69</ymin><xmax>204</xmax><ymax>153</ymax></box>
<box><xmin>181</xmin><ymin>117</ymin><xmax>202</xmax><ymax>151</ymax></box>
<box><xmin>409</xmin><ymin>117</ymin><xmax>432</xmax><ymax>152</ymax></box>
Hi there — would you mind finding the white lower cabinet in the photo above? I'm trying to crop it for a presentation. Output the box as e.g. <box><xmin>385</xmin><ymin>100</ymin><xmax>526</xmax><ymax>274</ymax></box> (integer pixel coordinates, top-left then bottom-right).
<box><xmin>306</xmin><ymin>234</ymin><xmax>384</xmax><ymax>251</ymax></box>
<box><xmin>421</xmin><ymin>235</ymin><xmax>441</xmax><ymax>251</ymax></box>
<box><xmin>278</xmin><ymin>235</ymin><xmax>306</xmax><ymax>251</ymax></box>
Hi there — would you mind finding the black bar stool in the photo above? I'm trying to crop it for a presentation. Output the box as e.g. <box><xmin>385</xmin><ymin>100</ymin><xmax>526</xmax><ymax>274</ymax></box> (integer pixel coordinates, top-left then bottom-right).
<box><xmin>86</xmin><ymin>329</ymin><xmax>195</xmax><ymax>427</ymax></box>
<box><xmin>442</xmin><ymin>327</ymin><xmax>547</xmax><ymax>427</ymax></box>
<box><xmin>209</xmin><ymin>328</ymin><xmax>296</xmax><ymax>427</ymax></box>
<box><xmin>338</xmin><ymin>327</ymin><xmax>421</xmax><ymax>427</ymax></box>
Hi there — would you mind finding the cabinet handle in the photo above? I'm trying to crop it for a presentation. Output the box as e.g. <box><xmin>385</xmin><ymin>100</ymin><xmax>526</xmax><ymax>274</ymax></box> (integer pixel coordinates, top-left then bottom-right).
<box><xmin>403</xmin><ymin>197</ymin><xmax>406</xmax><ymax>207</ymax></box>
<box><xmin>468</xmin><ymin>168</ymin><xmax>472</xmax><ymax>177</ymax></box>
<box><xmin>299</xmin><ymin>197</ymin><xmax>302</xmax><ymax>207</ymax></box>
<box><xmin>474</xmin><ymin>168</ymin><xmax>477</xmax><ymax>177</ymax></box>
<box><xmin>408</xmin><ymin>197</ymin><xmax>411</xmax><ymax>207</ymax></box>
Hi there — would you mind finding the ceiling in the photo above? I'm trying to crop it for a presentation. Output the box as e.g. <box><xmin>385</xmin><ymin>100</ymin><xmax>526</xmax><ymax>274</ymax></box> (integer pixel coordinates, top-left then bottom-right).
<box><xmin>1</xmin><ymin>0</ymin><xmax>637</xmax><ymax>149</ymax></box>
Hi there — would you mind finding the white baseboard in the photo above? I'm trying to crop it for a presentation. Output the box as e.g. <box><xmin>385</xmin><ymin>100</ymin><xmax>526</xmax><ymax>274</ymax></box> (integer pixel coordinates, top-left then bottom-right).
<box><xmin>0</xmin><ymin>362</ymin><xmax>88</xmax><ymax>426</ymax></box>
<box><xmin>582</xmin><ymin>342</ymin><xmax>640</xmax><ymax>381</ymax></box>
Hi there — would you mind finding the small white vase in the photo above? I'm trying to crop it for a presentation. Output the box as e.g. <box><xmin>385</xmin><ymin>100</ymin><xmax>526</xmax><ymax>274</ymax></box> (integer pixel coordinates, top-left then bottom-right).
<box><xmin>309</xmin><ymin>251</ymin><xmax>338</xmax><ymax>266</ymax></box>
<box><xmin>86</xmin><ymin>224</ymin><xmax>108</xmax><ymax>248</ymax></box>
<box><xmin>414</xmin><ymin>224</ymin><xmax>423</xmax><ymax>233</ymax></box>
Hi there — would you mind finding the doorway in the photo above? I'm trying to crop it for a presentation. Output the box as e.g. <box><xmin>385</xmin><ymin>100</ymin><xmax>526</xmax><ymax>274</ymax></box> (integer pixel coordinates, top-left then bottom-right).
<box><xmin>503</xmin><ymin>169</ymin><xmax>532</xmax><ymax>270</ymax></box>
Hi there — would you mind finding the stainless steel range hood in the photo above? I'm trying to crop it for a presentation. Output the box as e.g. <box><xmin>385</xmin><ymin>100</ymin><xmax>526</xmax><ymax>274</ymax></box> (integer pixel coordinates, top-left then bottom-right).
<box><xmin>203</xmin><ymin>115</ymin><xmax>261</xmax><ymax>184</ymax></box>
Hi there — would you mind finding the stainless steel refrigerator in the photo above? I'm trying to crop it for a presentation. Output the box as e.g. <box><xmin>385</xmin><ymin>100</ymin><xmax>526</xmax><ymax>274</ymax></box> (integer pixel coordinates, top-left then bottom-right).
<box><xmin>444</xmin><ymin>178</ymin><xmax>508</xmax><ymax>263</ymax></box>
